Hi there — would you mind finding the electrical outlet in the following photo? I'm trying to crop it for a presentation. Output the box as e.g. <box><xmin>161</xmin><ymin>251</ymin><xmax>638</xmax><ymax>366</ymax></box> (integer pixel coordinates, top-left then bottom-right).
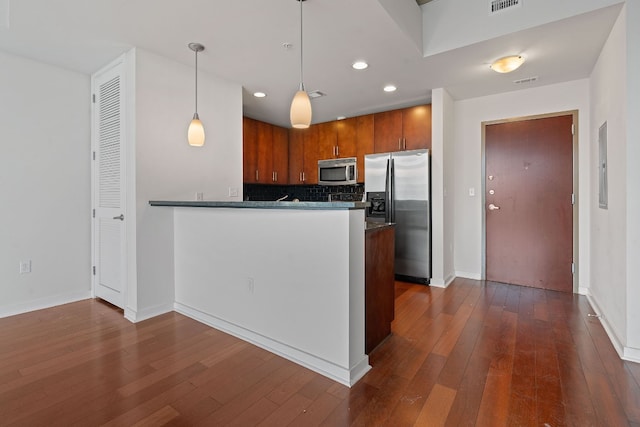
<box><xmin>19</xmin><ymin>260</ymin><xmax>31</xmax><ymax>274</ymax></box>
<box><xmin>195</xmin><ymin>192</ymin><xmax>204</xmax><ymax>201</ymax></box>
<box><xmin>229</xmin><ymin>187</ymin><xmax>239</xmax><ymax>198</ymax></box>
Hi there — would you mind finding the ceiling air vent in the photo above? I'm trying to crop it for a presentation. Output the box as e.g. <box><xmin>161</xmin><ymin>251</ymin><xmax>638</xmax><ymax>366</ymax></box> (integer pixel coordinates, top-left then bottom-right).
<box><xmin>489</xmin><ymin>0</ymin><xmax>521</xmax><ymax>15</ymax></box>
<box><xmin>308</xmin><ymin>90</ymin><xmax>326</xmax><ymax>99</ymax></box>
<box><xmin>513</xmin><ymin>76</ymin><xmax>538</xmax><ymax>85</ymax></box>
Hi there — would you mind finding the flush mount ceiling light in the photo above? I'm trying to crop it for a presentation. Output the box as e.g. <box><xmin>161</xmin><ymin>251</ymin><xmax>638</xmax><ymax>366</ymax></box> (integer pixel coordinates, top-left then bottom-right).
<box><xmin>383</xmin><ymin>84</ymin><xmax>397</xmax><ymax>93</ymax></box>
<box><xmin>490</xmin><ymin>55</ymin><xmax>525</xmax><ymax>73</ymax></box>
<box><xmin>352</xmin><ymin>61</ymin><xmax>368</xmax><ymax>70</ymax></box>
<box><xmin>253</xmin><ymin>92</ymin><xmax>266</xmax><ymax>98</ymax></box>
<box><xmin>290</xmin><ymin>0</ymin><xmax>312</xmax><ymax>129</ymax></box>
<box><xmin>187</xmin><ymin>42</ymin><xmax>205</xmax><ymax>147</ymax></box>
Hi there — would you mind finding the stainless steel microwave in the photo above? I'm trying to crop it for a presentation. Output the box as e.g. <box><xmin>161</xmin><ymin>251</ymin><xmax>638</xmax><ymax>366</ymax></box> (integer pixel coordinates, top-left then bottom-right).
<box><xmin>318</xmin><ymin>157</ymin><xmax>358</xmax><ymax>186</ymax></box>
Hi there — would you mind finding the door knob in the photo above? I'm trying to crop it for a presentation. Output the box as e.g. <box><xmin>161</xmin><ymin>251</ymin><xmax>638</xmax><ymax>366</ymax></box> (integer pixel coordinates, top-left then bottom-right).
<box><xmin>488</xmin><ymin>204</ymin><xmax>500</xmax><ymax>211</ymax></box>
<box><xmin>113</xmin><ymin>214</ymin><xmax>125</xmax><ymax>221</ymax></box>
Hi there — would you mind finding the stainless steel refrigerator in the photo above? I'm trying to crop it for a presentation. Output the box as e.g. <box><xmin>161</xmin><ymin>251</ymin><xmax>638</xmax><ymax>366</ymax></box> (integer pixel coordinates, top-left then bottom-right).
<box><xmin>365</xmin><ymin>149</ymin><xmax>431</xmax><ymax>284</ymax></box>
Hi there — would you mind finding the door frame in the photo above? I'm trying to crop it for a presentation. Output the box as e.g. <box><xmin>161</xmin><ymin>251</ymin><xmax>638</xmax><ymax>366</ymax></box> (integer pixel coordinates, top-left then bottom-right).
<box><xmin>480</xmin><ymin>110</ymin><xmax>579</xmax><ymax>292</ymax></box>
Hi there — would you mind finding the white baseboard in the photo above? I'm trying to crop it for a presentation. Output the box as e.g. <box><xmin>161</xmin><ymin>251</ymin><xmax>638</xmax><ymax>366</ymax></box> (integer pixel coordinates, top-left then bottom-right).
<box><xmin>174</xmin><ymin>302</ymin><xmax>370</xmax><ymax>387</ymax></box>
<box><xmin>125</xmin><ymin>303</ymin><xmax>173</xmax><ymax>323</ymax></box>
<box><xmin>586</xmin><ymin>294</ymin><xmax>627</xmax><ymax>360</ymax></box>
<box><xmin>429</xmin><ymin>279</ymin><xmax>446</xmax><ymax>288</ymax></box>
<box><xmin>455</xmin><ymin>271</ymin><xmax>482</xmax><ymax>280</ymax></box>
<box><xmin>0</xmin><ymin>290</ymin><xmax>92</xmax><ymax>319</ymax></box>
<box><xmin>430</xmin><ymin>274</ymin><xmax>456</xmax><ymax>288</ymax></box>
<box><xmin>623</xmin><ymin>346</ymin><xmax>640</xmax><ymax>363</ymax></box>
<box><xmin>578</xmin><ymin>286</ymin><xmax>590</xmax><ymax>296</ymax></box>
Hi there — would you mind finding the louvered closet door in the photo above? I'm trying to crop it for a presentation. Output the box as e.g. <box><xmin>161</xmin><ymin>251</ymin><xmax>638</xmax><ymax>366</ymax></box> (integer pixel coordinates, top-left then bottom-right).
<box><xmin>92</xmin><ymin>59</ymin><xmax>126</xmax><ymax>309</ymax></box>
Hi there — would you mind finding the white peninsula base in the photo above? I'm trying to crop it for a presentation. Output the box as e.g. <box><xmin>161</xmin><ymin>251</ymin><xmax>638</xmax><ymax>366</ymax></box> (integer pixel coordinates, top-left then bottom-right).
<box><xmin>160</xmin><ymin>202</ymin><xmax>370</xmax><ymax>387</ymax></box>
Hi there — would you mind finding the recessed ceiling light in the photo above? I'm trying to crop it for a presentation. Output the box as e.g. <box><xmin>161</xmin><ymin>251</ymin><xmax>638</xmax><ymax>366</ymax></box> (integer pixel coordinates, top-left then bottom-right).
<box><xmin>253</xmin><ymin>92</ymin><xmax>266</xmax><ymax>98</ymax></box>
<box><xmin>383</xmin><ymin>85</ymin><xmax>397</xmax><ymax>93</ymax></box>
<box><xmin>352</xmin><ymin>61</ymin><xmax>368</xmax><ymax>70</ymax></box>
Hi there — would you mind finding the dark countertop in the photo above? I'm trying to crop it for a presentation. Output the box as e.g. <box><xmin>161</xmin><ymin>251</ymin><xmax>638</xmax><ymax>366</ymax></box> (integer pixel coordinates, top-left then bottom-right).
<box><xmin>365</xmin><ymin>221</ymin><xmax>396</xmax><ymax>231</ymax></box>
<box><xmin>149</xmin><ymin>200</ymin><xmax>369</xmax><ymax>210</ymax></box>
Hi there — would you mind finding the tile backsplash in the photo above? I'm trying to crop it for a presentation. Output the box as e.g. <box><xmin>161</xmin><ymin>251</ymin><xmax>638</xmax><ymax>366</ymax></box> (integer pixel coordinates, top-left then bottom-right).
<box><xmin>244</xmin><ymin>183</ymin><xmax>365</xmax><ymax>202</ymax></box>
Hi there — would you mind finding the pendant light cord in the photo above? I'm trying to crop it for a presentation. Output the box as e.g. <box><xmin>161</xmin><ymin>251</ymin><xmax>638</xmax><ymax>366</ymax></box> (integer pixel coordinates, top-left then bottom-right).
<box><xmin>194</xmin><ymin>49</ymin><xmax>199</xmax><ymax>115</ymax></box>
<box><xmin>299</xmin><ymin>0</ymin><xmax>304</xmax><ymax>91</ymax></box>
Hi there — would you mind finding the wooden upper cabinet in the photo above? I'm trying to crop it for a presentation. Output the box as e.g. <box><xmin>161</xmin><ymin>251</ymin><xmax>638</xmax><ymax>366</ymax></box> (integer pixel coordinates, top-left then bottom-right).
<box><xmin>374</xmin><ymin>109</ymin><xmax>403</xmax><ymax>153</ymax></box>
<box><xmin>272</xmin><ymin>126</ymin><xmax>289</xmax><ymax>184</ymax></box>
<box><xmin>288</xmin><ymin>128</ymin><xmax>305</xmax><ymax>184</ymax></box>
<box><xmin>316</xmin><ymin>122</ymin><xmax>337</xmax><ymax>160</ymax></box>
<box><xmin>336</xmin><ymin>118</ymin><xmax>357</xmax><ymax>159</ymax></box>
<box><xmin>256</xmin><ymin>120</ymin><xmax>273</xmax><ymax>184</ymax></box>
<box><xmin>245</xmin><ymin>105</ymin><xmax>429</xmax><ymax>185</ymax></box>
<box><xmin>403</xmin><ymin>105</ymin><xmax>432</xmax><ymax>150</ymax></box>
<box><xmin>356</xmin><ymin>114</ymin><xmax>374</xmax><ymax>183</ymax></box>
<box><xmin>243</xmin><ymin>117</ymin><xmax>289</xmax><ymax>184</ymax></box>
<box><xmin>302</xmin><ymin>126</ymin><xmax>319</xmax><ymax>184</ymax></box>
<box><xmin>243</xmin><ymin>117</ymin><xmax>258</xmax><ymax>183</ymax></box>
<box><xmin>373</xmin><ymin>105</ymin><xmax>431</xmax><ymax>153</ymax></box>
<box><xmin>289</xmin><ymin>126</ymin><xmax>318</xmax><ymax>184</ymax></box>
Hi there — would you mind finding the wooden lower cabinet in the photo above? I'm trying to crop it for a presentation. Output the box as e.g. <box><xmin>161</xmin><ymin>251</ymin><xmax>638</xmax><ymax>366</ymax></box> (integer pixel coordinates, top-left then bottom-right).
<box><xmin>365</xmin><ymin>224</ymin><xmax>395</xmax><ymax>354</ymax></box>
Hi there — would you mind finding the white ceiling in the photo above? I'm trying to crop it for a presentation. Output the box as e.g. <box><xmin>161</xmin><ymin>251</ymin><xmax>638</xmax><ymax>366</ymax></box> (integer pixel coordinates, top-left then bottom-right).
<box><xmin>0</xmin><ymin>0</ymin><xmax>623</xmax><ymax>127</ymax></box>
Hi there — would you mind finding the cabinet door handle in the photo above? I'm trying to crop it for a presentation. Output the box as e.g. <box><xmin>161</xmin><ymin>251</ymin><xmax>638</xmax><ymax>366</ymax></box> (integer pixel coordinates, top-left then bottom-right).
<box><xmin>299</xmin><ymin>172</ymin><xmax>303</xmax><ymax>182</ymax></box>
<box><xmin>398</xmin><ymin>138</ymin><xmax>402</xmax><ymax>150</ymax></box>
<box><xmin>404</xmin><ymin>138</ymin><xmax>407</xmax><ymax>150</ymax></box>
<box><xmin>255</xmin><ymin>170</ymin><xmax>259</xmax><ymax>181</ymax></box>
<box><xmin>274</xmin><ymin>171</ymin><xmax>278</xmax><ymax>182</ymax></box>
<box><xmin>302</xmin><ymin>172</ymin><xmax>306</xmax><ymax>182</ymax></box>
<box><xmin>336</xmin><ymin>146</ymin><xmax>339</xmax><ymax>157</ymax></box>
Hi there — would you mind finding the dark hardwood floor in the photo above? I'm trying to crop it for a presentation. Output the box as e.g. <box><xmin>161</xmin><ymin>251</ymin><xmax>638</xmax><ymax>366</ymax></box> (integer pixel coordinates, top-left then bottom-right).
<box><xmin>2</xmin><ymin>278</ymin><xmax>640</xmax><ymax>426</ymax></box>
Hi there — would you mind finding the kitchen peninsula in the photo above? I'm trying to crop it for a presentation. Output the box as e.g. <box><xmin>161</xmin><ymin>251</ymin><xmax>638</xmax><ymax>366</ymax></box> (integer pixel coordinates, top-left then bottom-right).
<box><xmin>149</xmin><ymin>200</ymin><xmax>371</xmax><ymax>386</ymax></box>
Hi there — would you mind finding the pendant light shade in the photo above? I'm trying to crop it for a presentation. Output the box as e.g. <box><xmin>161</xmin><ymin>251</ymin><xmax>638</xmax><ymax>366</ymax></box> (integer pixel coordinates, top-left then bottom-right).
<box><xmin>290</xmin><ymin>0</ymin><xmax>311</xmax><ymax>129</ymax></box>
<box><xmin>188</xmin><ymin>113</ymin><xmax>205</xmax><ymax>147</ymax></box>
<box><xmin>290</xmin><ymin>88</ymin><xmax>312</xmax><ymax>129</ymax></box>
<box><xmin>188</xmin><ymin>42</ymin><xmax>205</xmax><ymax>146</ymax></box>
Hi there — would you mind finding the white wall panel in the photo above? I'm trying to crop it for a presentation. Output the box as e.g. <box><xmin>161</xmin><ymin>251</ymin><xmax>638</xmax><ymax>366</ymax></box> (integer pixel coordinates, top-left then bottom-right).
<box><xmin>0</xmin><ymin>51</ymin><xmax>91</xmax><ymax>316</ymax></box>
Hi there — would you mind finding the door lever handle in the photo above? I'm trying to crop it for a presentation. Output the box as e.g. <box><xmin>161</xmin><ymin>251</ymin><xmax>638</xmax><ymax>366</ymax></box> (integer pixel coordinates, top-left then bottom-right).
<box><xmin>113</xmin><ymin>214</ymin><xmax>124</xmax><ymax>221</ymax></box>
<box><xmin>488</xmin><ymin>204</ymin><xmax>500</xmax><ymax>211</ymax></box>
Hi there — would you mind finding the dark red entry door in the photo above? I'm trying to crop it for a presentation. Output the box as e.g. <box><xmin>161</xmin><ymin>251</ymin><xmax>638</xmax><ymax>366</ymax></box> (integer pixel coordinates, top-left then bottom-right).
<box><xmin>485</xmin><ymin>115</ymin><xmax>574</xmax><ymax>292</ymax></box>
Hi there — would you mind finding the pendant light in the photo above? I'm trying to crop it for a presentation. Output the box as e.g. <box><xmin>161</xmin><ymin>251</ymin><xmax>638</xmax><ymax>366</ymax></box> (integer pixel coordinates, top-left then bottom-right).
<box><xmin>188</xmin><ymin>42</ymin><xmax>205</xmax><ymax>146</ymax></box>
<box><xmin>290</xmin><ymin>0</ymin><xmax>312</xmax><ymax>129</ymax></box>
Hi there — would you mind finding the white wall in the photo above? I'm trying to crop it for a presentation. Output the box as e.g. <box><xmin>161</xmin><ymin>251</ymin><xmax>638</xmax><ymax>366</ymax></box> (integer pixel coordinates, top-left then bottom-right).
<box><xmin>0</xmin><ymin>51</ymin><xmax>91</xmax><ymax>317</ymax></box>
<box><xmin>129</xmin><ymin>48</ymin><xmax>243</xmax><ymax>321</ymax></box>
<box><xmin>451</xmin><ymin>80</ymin><xmax>591</xmax><ymax>287</ymax></box>
<box><xmin>589</xmin><ymin>3</ymin><xmax>640</xmax><ymax>361</ymax></box>
<box><xmin>431</xmin><ymin>88</ymin><xmax>455</xmax><ymax>286</ymax></box>
<box><xmin>422</xmin><ymin>0</ymin><xmax>623</xmax><ymax>56</ymax></box>
<box><xmin>625</xmin><ymin>0</ymin><xmax>640</xmax><ymax>357</ymax></box>
<box><xmin>589</xmin><ymin>6</ymin><xmax>628</xmax><ymax>353</ymax></box>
